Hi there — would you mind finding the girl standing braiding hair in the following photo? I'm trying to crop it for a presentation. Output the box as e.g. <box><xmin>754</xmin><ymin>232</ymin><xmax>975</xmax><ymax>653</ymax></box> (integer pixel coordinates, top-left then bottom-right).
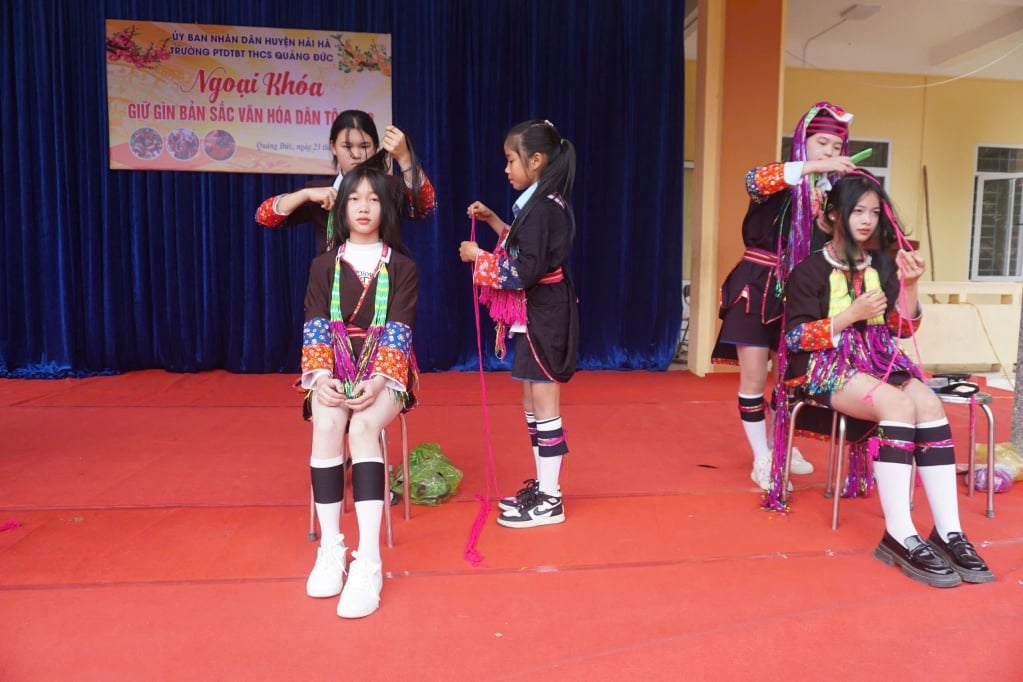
<box><xmin>783</xmin><ymin>170</ymin><xmax>994</xmax><ymax>588</ymax></box>
<box><xmin>255</xmin><ymin>109</ymin><xmax>436</xmax><ymax>253</ymax></box>
<box><xmin>711</xmin><ymin>102</ymin><xmax>857</xmax><ymax>490</ymax></box>
<box><xmin>301</xmin><ymin>164</ymin><xmax>419</xmax><ymax>618</ymax></box>
<box><xmin>459</xmin><ymin>119</ymin><xmax>580</xmax><ymax>528</ymax></box>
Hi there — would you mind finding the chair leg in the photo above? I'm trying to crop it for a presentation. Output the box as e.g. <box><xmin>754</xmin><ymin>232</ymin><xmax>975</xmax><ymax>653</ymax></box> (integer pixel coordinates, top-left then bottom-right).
<box><xmin>783</xmin><ymin>402</ymin><xmax>804</xmax><ymax>501</ymax></box>
<box><xmin>824</xmin><ymin>411</ymin><xmax>839</xmax><ymax>499</ymax></box>
<box><xmin>831</xmin><ymin>416</ymin><xmax>847</xmax><ymax>530</ymax></box>
<box><xmin>981</xmin><ymin>403</ymin><xmax>996</xmax><ymax>518</ymax></box>
<box><xmin>381</xmin><ymin>428</ymin><xmax>393</xmax><ymax>549</ymax></box>
<box><xmin>399</xmin><ymin>413</ymin><xmax>411</xmax><ymax>521</ymax></box>
<box><xmin>308</xmin><ymin>485</ymin><xmax>318</xmax><ymax>542</ymax></box>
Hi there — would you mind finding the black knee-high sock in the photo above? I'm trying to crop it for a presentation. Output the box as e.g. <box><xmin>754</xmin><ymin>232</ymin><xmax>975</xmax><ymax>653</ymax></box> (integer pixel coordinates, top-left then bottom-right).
<box><xmin>536</xmin><ymin>416</ymin><xmax>567</xmax><ymax>496</ymax></box>
<box><xmin>311</xmin><ymin>461</ymin><xmax>344</xmax><ymax>504</ymax></box>
<box><xmin>738</xmin><ymin>393</ymin><xmax>770</xmax><ymax>462</ymax></box>
<box><xmin>311</xmin><ymin>457</ymin><xmax>344</xmax><ymax>542</ymax></box>
<box><xmin>351</xmin><ymin>460</ymin><xmax>385</xmax><ymax>502</ymax></box>
<box><xmin>525</xmin><ymin>410</ymin><xmax>539</xmax><ymax>477</ymax></box>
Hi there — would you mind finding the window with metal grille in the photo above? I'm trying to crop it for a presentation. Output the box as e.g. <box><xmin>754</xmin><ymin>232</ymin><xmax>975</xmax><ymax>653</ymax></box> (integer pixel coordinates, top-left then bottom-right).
<box><xmin>970</xmin><ymin>146</ymin><xmax>1023</xmax><ymax>280</ymax></box>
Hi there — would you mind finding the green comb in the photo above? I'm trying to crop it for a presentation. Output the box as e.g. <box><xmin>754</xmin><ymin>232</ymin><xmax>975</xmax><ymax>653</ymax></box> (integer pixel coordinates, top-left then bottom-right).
<box><xmin>850</xmin><ymin>148</ymin><xmax>873</xmax><ymax>164</ymax></box>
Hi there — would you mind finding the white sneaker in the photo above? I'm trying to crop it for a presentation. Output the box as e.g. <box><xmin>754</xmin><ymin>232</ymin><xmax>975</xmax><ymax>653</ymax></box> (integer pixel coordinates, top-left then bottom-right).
<box><xmin>750</xmin><ymin>458</ymin><xmax>772</xmax><ymax>491</ymax></box>
<box><xmin>306</xmin><ymin>534</ymin><xmax>347</xmax><ymax>598</ymax></box>
<box><xmin>496</xmin><ymin>491</ymin><xmax>565</xmax><ymax>528</ymax></box>
<box><xmin>337</xmin><ymin>554</ymin><xmax>383</xmax><ymax>618</ymax></box>
<box><xmin>790</xmin><ymin>447</ymin><xmax>814</xmax><ymax>475</ymax></box>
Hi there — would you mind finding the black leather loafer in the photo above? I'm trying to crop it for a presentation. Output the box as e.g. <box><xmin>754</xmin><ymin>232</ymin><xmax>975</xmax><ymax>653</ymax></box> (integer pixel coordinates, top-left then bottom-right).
<box><xmin>873</xmin><ymin>531</ymin><xmax>961</xmax><ymax>588</ymax></box>
<box><xmin>927</xmin><ymin>529</ymin><xmax>995</xmax><ymax>583</ymax></box>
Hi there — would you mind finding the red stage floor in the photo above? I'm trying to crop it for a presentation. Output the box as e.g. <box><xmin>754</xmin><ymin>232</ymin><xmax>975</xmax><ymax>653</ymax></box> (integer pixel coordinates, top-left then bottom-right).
<box><xmin>1</xmin><ymin>370</ymin><xmax>1020</xmax><ymax>679</ymax></box>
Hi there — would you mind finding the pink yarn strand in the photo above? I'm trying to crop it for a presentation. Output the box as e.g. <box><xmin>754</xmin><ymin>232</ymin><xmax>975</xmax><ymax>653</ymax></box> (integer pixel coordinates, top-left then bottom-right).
<box><xmin>464</xmin><ymin>214</ymin><xmax>501</xmax><ymax>566</ymax></box>
<box><xmin>861</xmin><ymin>223</ymin><xmax>925</xmax><ymax>405</ymax></box>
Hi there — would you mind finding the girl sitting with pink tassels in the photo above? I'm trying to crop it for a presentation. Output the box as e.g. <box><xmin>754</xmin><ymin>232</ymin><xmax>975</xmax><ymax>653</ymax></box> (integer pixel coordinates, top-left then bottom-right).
<box><xmin>781</xmin><ymin>170</ymin><xmax>994</xmax><ymax>589</ymax></box>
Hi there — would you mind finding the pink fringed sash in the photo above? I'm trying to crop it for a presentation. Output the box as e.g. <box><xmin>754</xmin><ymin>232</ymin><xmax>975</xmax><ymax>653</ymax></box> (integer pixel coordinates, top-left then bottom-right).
<box><xmin>478</xmin><ymin>262</ymin><xmax>563</xmax><ymax>359</ymax></box>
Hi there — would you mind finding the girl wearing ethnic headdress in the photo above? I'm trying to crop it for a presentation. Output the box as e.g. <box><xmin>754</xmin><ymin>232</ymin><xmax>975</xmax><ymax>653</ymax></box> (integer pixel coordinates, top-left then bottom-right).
<box><xmin>783</xmin><ymin>170</ymin><xmax>993</xmax><ymax>587</ymax></box>
<box><xmin>300</xmin><ymin>164</ymin><xmax>419</xmax><ymax>618</ymax></box>
<box><xmin>459</xmin><ymin>119</ymin><xmax>579</xmax><ymax>529</ymax></box>
<box><xmin>712</xmin><ymin>102</ymin><xmax>856</xmax><ymax>490</ymax></box>
<box><xmin>255</xmin><ymin>110</ymin><xmax>436</xmax><ymax>253</ymax></box>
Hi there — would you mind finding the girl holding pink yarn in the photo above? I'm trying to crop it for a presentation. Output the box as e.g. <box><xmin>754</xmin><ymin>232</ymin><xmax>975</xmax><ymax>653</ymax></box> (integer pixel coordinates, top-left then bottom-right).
<box><xmin>459</xmin><ymin>119</ymin><xmax>579</xmax><ymax>529</ymax></box>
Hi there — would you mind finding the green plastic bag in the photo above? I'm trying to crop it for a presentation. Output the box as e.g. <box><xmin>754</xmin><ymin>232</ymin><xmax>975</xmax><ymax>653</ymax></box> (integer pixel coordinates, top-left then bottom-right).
<box><xmin>390</xmin><ymin>442</ymin><xmax>463</xmax><ymax>506</ymax></box>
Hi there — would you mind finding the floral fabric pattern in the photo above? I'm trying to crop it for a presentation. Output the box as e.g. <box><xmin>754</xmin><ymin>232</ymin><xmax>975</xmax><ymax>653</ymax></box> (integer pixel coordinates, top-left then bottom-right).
<box><xmin>371</xmin><ymin>321</ymin><xmax>413</xmax><ymax>387</ymax></box>
<box><xmin>474</xmin><ymin>252</ymin><xmax>524</xmax><ymax>290</ymax></box>
<box><xmin>255</xmin><ymin>195</ymin><xmax>287</xmax><ymax>227</ymax></box>
<box><xmin>886</xmin><ymin>308</ymin><xmax>921</xmax><ymax>338</ymax></box>
<box><xmin>785</xmin><ymin>318</ymin><xmax>832</xmax><ymax>352</ymax></box>
<box><xmin>746</xmin><ymin>163</ymin><xmax>787</xmax><ymax>203</ymax></box>
<box><xmin>408</xmin><ymin>177</ymin><xmax>437</xmax><ymax>220</ymax></box>
<box><xmin>302</xmin><ymin>317</ymin><xmax>333</xmax><ymax>373</ymax></box>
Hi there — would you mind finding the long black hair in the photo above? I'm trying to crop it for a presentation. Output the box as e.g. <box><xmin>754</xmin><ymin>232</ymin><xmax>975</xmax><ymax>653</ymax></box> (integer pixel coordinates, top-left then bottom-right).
<box><xmin>826</xmin><ymin>169</ymin><xmax>906</xmax><ymax>286</ymax></box>
<box><xmin>505</xmin><ymin>119</ymin><xmax>576</xmax><ymax>241</ymax></box>
<box><xmin>329</xmin><ymin>164</ymin><xmax>407</xmax><ymax>255</ymax></box>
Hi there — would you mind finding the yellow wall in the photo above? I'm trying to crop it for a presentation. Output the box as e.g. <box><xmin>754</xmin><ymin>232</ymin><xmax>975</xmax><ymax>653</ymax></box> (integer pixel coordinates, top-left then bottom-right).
<box><xmin>684</xmin><ymin>62</ymin><xmax>1023</xmax><ymax>282</ymax></box>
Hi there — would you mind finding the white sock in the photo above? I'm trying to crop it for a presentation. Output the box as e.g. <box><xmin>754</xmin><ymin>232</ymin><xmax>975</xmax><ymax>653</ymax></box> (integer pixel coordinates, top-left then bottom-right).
<box><xmin>537</xmin><ymin>456</ymin><xmax>563</xmax><ymax>497</ymax></box>
<box><xmin>741</xmin><ymin>419</ymin><xmax>771</xmax><ymax>464</ymax></box>
<box><xmin>873</xmin><ymin>460</ymin><xmax>919</xmax><ymax>546</ymax></box>
<box><xmin>917</xmin><ymin>464</ymin><xmax>962</xmax><ymax>540</ymax></box>
<box><xmin>316</xmin><ymin>503</ymin><xmax>342</xmax><ymax>544</ymax></box>
<box><xmin>353</xmin><ymin>500</ymin><xmax>384</xmax><ymax>564</ymax></box>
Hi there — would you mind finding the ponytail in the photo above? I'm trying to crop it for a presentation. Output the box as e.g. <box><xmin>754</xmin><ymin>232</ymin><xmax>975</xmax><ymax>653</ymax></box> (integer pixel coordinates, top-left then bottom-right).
<box><xmin>506</xmin><ymin>119</ymin><xmax>577</xmax><ymax>240</ymax></box>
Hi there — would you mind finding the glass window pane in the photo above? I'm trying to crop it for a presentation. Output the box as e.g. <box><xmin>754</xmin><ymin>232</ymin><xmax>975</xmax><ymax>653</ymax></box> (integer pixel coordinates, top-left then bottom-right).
<box><xmin>977</xmin><ymin>178</ymin><xmax>1013</xmax><ymax>276</ymax></box>
<box><xmin>977</xmin><ymin>146</ymin><xmax>1023</xmax><ymax>173</ymax></box>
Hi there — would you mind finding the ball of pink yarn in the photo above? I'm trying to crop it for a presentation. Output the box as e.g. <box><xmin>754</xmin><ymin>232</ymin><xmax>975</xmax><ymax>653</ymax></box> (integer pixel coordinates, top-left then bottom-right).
<box><xmin>974</xmin><ymin>466</ymin><xmax>1013</xmax><ymax>493</ymax></box>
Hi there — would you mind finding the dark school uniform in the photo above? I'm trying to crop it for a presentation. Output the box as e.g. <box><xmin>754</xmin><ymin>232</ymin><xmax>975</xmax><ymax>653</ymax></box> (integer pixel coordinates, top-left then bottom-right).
<box><xmin>475</xmin><ymin>196</ymin><xmax>579</xmax><ymax>383</ymax></box>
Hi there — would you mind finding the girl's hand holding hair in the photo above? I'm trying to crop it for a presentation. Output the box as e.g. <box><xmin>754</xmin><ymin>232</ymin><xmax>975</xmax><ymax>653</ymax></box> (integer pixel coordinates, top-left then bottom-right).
<box><xmin>274</xmin><ymin>185</ymin><xmax>337</xmax><ymax>216</ymax></box>
<box><xmin>382</xmin><ymin>125</ymin><xmax>412</xmax><ymax>171</ymax></box>
<box><xmin>309</xmin><ymin>186</ymin><xmax>338</xmax><ymax>211</ymax></box>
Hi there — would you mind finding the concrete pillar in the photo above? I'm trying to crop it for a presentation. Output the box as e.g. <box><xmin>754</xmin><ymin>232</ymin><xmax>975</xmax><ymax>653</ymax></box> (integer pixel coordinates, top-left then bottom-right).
<box><xmin>688</xmin><ymin>0</ymin><xmax>786</xmax><ymax>375</ymax></box>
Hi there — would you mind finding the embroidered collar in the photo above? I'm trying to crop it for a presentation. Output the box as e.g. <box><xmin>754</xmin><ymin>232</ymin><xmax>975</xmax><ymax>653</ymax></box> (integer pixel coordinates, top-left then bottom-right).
<box><xmin>823</xmin><ymin>243</ymin><xmax>871</xmax><ymax>271</ymax></box>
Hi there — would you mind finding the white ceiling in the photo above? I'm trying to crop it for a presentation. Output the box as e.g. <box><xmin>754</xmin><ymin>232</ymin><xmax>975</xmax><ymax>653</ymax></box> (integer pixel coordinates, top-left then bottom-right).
<box><xmin>685</xmin><ymin>0</ymin><xmax>1023</xmax><ymax>82</ymax></box>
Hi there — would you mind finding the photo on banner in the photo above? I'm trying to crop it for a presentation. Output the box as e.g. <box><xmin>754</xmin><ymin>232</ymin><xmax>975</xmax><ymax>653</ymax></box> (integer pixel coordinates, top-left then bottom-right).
<box><xmin>106</xmin><ymin>20</ymin><xmax>392</xmax><ymax>174</ymax></box>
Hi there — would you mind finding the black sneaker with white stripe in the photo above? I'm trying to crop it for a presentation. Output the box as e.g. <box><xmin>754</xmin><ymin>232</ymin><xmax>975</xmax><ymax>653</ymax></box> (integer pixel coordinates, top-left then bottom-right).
<box><xmin>497</xmin><ymin>489</ymin><xmax>565</xmax><ymax>528</ymax></box>
<box><xmin>498</xmin><ymin>478</ymin><xmax>539</xmax><ymax>512</ymax></box>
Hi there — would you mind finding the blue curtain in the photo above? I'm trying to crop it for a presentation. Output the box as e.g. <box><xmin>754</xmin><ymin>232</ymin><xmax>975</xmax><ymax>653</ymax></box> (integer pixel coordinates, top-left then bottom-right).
<box><xmin>0</xmin><ymin>0</ymin><xmax>683</xmax><ymax>377</ymax></box>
